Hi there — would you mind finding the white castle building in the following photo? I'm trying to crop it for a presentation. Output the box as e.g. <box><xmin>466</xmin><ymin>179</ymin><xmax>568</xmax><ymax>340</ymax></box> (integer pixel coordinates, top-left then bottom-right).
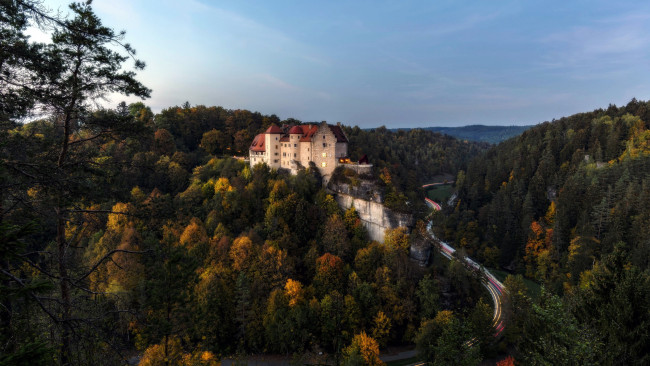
<box><xmin>249</xmin><ymin>122</ymin><xmax>350</xmax><ymax>181</ymax></box>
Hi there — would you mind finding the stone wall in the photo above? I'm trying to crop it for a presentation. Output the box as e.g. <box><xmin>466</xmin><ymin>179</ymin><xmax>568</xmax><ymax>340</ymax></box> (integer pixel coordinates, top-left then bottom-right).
<box><xmin>335</xmin><ymin>192</ymin><xmax>414</xmax><ymax>243</ymax></box>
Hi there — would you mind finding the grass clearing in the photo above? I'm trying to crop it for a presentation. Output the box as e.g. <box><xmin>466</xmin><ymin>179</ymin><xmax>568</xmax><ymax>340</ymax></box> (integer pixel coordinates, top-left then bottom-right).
<box><xmin>425</xmin><ymin>184</ymin><xmax>454</xmax><ymax>203</ymax></box>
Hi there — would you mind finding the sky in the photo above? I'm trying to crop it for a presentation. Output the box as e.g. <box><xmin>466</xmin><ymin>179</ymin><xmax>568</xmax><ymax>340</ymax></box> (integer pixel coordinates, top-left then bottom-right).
<box><xmin>27</xmin><ymin>0</ymin><xmax>650</xmax><ymax>128</ymax></box>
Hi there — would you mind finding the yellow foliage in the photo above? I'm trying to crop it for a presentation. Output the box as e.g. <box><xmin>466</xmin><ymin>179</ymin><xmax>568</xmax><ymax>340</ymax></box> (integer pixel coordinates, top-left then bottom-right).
<box><xmin>343</xmin><ymin>332</ymin><xmax>385</xmax><ymax>366</ymax></box>
<box><xmin>138</xmin><ymin>337</ymin><xmax>219</xmax><ymax>366</ymax></box>
<box><xmin>107</xmin><ymin>202</ymin><xmax>130</xmax><ymax>232</ymax></box>
<box><xmin>179</xmin><ymin>218</ymin><xmax>208</xmax><ymax>249</ymax></box>
<box><xmin>27</xmin><ymin>187</ymin><xmax>39</xmax><ymax>199</ymax></box>
<box><xmin>371</xmin><ymin>311</ymin><xmax>391</xmax><ymax>348</ymax></box>
<box><xmin>384</xmin><ymin>227</ymin><xmax>409</xmax><ymax>253</ymax></box>
<box><xmin>214</xmin><ymin>177</ymin><xmax>234</xmax><ymax>193</ymax></box>
<box><xmin>138</xmin><ymin>337</ymin><xmax>183</xmax><ymax>366</ymax></box>
<box><xmin>433</xmin><ymin>310</ymin><xmax>454</xmax><ymax>327</ymax></box>
<box><xmin>616</xmin><ymin>115</ymin><xmax>650</xmax><ymax>163</ymax></box>
<box><xmin>544</xmin><ymin>201</ymin><xmax>556</xmax><ymax>226</ymax></box>
<box><xmin>284</xmin><ymin>279</ymin><xmax>303</xmax><ymax>307</ymax></box>
<box><xmin>229</xmin><ymin>236</ymin><xmax>253</xmax><ymax>272</ymax></box>
<box><xmin>579</xmin><ymin>268</ymin><xmax>595</xmax><ymax>290</ymax></box>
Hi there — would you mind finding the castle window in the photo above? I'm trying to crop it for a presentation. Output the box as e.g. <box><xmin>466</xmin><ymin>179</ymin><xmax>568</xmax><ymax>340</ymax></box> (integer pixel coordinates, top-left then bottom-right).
<box><xmin>323</xmin><ymin>135</ymin><xmax>325</xmax><ymax>139</ymax></box>
<box><xmin>321</xmin><ymin>162</ymin><xmax>327</xmax><ymax>167</ymax></box>
<box><xmin>275</xmin><ymin>145</ymin><xmax>278</xmax><ymax>149</ymax></box>
<box><xmin>275</xmin><ymin>152</ymin><xmax>278</xmax><ymax>156</ymax></box>
<box><xmin>323</xmin><ymin>143</ymin><xmax>327</xmax><ymax>147</ymax></box>
<box><xmin>294</xmin><ymin>153</ymin><xmax>296</xmax><ymax>157</ymax></box>
<box><xmin>322</xmin><ymin>152</ymin><xmax>327</xmax><ymax>157</ymax></box>
<box><xmin>294</xmin><ymin>144</ymin><xmax>297</xmax><ymax>147</ymax></box>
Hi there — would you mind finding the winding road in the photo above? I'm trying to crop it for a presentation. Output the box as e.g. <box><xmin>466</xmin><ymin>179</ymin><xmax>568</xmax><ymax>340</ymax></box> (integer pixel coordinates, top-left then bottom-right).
<box><xmin>424</xmin><ymin>194</ymin><xmax>506</xmax><ymax>339</ymax></box>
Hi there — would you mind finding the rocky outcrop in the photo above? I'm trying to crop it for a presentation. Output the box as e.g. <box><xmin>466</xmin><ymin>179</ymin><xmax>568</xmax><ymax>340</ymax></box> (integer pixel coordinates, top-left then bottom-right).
<box><xmin>409</xmin><ymin>235</ymin><xmax>432</xmax><ymax>267</ymax></box>
<box><xmin>334</xmin><ymin>192</ymin><xmax>414</xmax><ymax>243</ymax></box>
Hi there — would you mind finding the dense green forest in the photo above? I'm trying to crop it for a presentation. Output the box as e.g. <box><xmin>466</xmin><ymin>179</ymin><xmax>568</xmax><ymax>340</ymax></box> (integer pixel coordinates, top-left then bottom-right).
<box><xmin>435</xmin><ymin>100</ymin><xmax>650</xmax><ymax>364</ymax></box>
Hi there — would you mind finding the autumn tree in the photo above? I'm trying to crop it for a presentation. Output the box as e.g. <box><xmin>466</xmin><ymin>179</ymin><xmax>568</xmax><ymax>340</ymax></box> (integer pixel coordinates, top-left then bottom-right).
<box><xmin>342</xmin><ymin>332</ymin><xmax>385</xmax><ymax>366</ymax></box>
<box><xmin>200</xmin><ymin>129</ymin><xmax>227</xmax><ymax>156</ymax></box>
<box><xmin>314</xmin><ymin>253</ymin><xmax>345</xmax><ymax>296</ymax></box>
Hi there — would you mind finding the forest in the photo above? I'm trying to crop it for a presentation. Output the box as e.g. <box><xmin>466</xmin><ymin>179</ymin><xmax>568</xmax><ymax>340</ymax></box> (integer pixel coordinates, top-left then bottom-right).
<box><xmin>1</xmin><ymin>2</ymin><xmax>493</xmax><ymax>365</ymax></box>
<box><xmin>3</xmin><ymin>1</ymin><xmax>650</xmax><ymax>366</ymax></box>
<box><xmin>434</xmin><ymin>99</ymin><xmax>650</xmax><ymax>364</ymax></box>
<box><xmin>423</xmin><ymin>125</ymin><xmax>533</xmax><ymax>145</ymax></box>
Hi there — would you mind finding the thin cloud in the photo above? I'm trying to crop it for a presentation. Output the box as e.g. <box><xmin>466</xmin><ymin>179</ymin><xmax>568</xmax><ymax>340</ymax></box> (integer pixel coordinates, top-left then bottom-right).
<box><xmin>183</xmin><ymin>0</ymin><xmax>330</xmax><ymax>67</ymax></box>
<box><xmin>538</xmin><ymin>11</ymin><xmax>650</xmax><ymax>71</ymax></box>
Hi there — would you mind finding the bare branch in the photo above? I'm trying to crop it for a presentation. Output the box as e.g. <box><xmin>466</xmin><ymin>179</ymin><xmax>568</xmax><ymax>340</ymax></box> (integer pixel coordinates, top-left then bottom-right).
<box><xmin>75</xmin><ymin>249</ymin><xmax>148</xmax><ymax>284</ymax></box>
<box><xmin>0</xmin><ymin>269</ymin><xmax>60</xmax><ymax>323</ymax></box>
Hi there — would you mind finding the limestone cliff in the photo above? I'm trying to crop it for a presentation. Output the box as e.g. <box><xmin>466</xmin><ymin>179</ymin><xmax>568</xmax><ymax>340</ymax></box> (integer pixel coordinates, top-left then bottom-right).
<box><xmin>332</xmin><ymin>189</ymin><xmax>414</xmax><ymax>243</ymax></box>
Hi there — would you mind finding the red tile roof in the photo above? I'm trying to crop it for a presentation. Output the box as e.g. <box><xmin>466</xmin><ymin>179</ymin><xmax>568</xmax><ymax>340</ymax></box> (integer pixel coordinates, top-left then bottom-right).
<box><xmin>252</xmin><ymin>124</ymin><xmax>348</xmax><ymax>149</ymax></box>
<box><xmin>299</xmin><ymin>125</ymin><xmax>319</xmax><ymax>142</ymax></box>
<box><xmin>265</xmin><ymin>125</ymin><xmax>283</xmax><ymax>134</ymax></box>
<box><xmin>249</xmin><ymin>133</ymin><xmax>265</xmax><ymax>152</ymax></box>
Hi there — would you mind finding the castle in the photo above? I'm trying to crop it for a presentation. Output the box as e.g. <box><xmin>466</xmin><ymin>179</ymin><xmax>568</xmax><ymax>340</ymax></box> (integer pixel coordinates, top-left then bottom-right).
<box><xmin>249</xmin><ymin>121</ymin><xmax>350</xmax><ymax>181</ymax></box>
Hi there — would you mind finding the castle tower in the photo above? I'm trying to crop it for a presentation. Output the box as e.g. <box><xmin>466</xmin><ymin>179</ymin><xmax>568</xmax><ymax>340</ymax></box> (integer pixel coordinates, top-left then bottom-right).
<box><xmin>264</xmin><ymin>125</ymin><xmax>282</xmax><ymax>169</ymax></box>
<box><xmin>288</xmin><ymin>125</ymin><xmax>303</xmax><ymax>173</ymax></box>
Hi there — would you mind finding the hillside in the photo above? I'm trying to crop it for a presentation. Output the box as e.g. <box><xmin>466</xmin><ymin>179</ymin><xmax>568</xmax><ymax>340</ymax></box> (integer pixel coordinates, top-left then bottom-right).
<box><xmin>1</xmin><ymin>101</ymin><xmax>492</xmax><ymax>365</ymax></box>
<box><xmin>425</xmin><ymin>125</ymin><xmax>534</xmax><ymax>144</ymax></box>
<box><xmin>389</xmin><ymin>125</ymin><xmax>533</xmax><ymax>144</ymax></box>
<box><xmin>433</xmin><ymin>99</ymin><xmax>650</xmax><ymax>364</ymax></box>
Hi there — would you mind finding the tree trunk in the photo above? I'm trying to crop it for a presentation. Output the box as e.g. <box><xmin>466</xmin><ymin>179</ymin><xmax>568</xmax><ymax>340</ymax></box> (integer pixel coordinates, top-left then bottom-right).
<box><xmin>57</xmin><ymin>209</ymin><xmax>72</xmax><ymax>366</ymax></box>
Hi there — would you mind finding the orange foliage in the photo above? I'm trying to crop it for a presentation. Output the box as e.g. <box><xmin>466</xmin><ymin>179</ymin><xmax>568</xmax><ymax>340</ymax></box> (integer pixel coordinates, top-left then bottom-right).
<box><xmin>138</xmin><ymin>336</ymin><xmax>218</xmax><ymax>366</ymax></box>
<box><xmin>316</xmin><ymin>253</ymin><xmax>344</xmax><ymax>273</ymax></box>
<box><xmin>314</xmin><ymin>253</ymin><xmax>345</xmax><ymax>293</ymax></box>
<box><xmin>524</xmin><ymin>220</ymin><xmax>553</xmax><ymax>279</ymax></box>
<box><xmin>229</xmin><ymin>236</ymin><xmax>253</xmax><ymax>272</ymax></box>
<box><xmin>107</xmin><ymin>227</ymin><xmax>144</xmax><ymax>292</ymax></box>
<box><xmin>179</xmin><ymin>218</ymin><xmax>208</xmax><ymax>249</ymax></box>
<box><xmin>496</xmin><ymin>355</ymin><xmax>515</xmax><ymax>366</ymax></box>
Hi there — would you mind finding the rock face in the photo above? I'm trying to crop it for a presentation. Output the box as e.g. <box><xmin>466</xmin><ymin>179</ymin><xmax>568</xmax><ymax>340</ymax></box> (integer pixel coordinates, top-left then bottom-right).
<box><xmin>334</xmin><ymin>192</ymin><xmax>414</xmax><ymax>243</ymax></box>
<box><xmin>409</xmin><ymin>235</ymin><xmax>432</xmax><ymax>267</ymax></box>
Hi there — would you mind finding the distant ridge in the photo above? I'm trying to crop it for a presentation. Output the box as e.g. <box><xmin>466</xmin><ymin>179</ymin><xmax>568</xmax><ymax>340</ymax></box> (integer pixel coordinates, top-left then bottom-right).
<box><xmin>389</xmin><ymin>125</ymin><xmax>534</xmax><ymax>144</ymax></box>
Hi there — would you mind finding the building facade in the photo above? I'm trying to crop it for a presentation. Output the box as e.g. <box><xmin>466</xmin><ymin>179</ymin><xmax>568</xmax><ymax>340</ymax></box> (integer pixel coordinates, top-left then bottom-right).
<box><xmin>249</xmin><ymin>122</ymin><xmax>349</xmax><ymax>181</ymax></box>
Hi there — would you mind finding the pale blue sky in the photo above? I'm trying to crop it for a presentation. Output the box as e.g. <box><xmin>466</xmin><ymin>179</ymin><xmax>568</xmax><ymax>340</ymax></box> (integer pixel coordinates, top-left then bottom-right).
<box><xmin>29</xmin><ymin>0</ymin><xmax>650</xmax><ymax>127</ymax></box>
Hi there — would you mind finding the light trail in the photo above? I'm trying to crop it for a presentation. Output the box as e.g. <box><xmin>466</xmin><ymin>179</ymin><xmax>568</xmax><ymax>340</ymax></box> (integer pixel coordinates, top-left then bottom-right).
<box><xmin>425</xmin><ymin>201</ymin><xmax>506</xmax><ymax>340</ymax></box>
